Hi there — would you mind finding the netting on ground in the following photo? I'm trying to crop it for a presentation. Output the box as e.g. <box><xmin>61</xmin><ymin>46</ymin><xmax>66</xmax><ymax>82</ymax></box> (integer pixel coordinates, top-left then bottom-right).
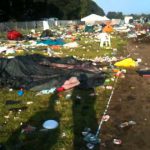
<box><xmin>0</xmin><ymin>54</ymin><xmax>106</xmax><ymax>91</ymax></box>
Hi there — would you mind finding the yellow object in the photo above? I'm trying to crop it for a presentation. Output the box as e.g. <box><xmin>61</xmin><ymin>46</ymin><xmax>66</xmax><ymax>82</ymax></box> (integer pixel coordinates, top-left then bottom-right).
<box><xmin>16</xmin><ymin>49</ymin><xmax>24</xmax><ymax>53</ymax></box>
<box><xmin>114</xmin><ymin>58</ymin><xmax>137</xmax><ymax>68</ymax></box>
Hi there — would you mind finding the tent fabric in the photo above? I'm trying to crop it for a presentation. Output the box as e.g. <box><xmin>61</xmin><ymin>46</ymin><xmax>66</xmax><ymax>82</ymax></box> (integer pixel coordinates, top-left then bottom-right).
<box><xmin>103</xmin><ymin>25</ymin><xmax>113</xmax><ymax>33</ymax></box>
<box><xmin>81</xmin><ymin>14</ymin><xmax>110</xmax><ymax>24</ymax></box>
<box><xmin>7</xmin><ymin>30</ymin><xmax>22</xmax><ymax>40</ymax></box>
<box><xmin>37</xmin><ymin>39</ymin><xmax>65</xmax><ymax>46</ymax></box>
<box><xmin>0</xmin><ymin>54</ymin><xmax>106</xmax><ymax>91</ymax></box>
<box><xmin>84</xmin><ymin>25</ymin><xmax>94</xmax><ymax>32</ymax></box>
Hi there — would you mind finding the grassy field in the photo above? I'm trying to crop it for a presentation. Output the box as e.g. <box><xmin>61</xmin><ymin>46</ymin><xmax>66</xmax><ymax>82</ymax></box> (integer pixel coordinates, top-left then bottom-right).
<box><xmin>0</xmin><ymin>33</ymin><xmax>127</xmax><ymax>150</ymax></box>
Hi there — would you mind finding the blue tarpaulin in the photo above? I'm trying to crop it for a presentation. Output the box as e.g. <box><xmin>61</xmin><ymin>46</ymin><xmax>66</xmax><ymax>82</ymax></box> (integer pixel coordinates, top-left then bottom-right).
<box><xmin>37</xmin><ymin>38</ymin><xmax>65</xmax><ymax>45</ymax></box>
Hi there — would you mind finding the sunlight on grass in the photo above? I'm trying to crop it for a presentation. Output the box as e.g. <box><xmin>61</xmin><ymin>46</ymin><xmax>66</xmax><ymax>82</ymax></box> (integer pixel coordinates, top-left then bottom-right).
<box><xmin>0</xmin><ymin>33</ymin><xmax>126</xmax><ymax>150</ymax></box>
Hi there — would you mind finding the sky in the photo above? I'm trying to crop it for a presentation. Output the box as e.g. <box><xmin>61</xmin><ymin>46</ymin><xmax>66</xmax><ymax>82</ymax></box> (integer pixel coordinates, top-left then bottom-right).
<box><xmin>94</xmin><ymin>0</ymin><xmax>150</xmax><ymax>15</ymax></box>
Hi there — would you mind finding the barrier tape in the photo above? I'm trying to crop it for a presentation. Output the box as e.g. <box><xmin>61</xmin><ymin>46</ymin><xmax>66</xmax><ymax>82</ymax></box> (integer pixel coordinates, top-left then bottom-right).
<box><xmin>95</xmin><ymin>75</ymin><xmax>119</xmax><ymax>137</ymax></box>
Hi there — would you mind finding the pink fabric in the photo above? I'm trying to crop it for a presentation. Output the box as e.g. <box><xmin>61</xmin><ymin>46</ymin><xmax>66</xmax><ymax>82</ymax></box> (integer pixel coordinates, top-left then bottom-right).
<box><xmin>62</xmin><ymin>77</ymin><xmax>80</xmax><ymax>90</ymax></box>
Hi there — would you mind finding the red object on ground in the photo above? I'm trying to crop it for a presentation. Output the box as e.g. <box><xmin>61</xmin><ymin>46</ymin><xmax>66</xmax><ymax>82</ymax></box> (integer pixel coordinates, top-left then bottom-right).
<box><xmin>7</xmin><ymin>30</ymin><xmax>22</xmax><ymax>40</ymax></box>
<box><xmin>51</xmin><ymin>45</ymin><xmax>61</xmax><ymax>50</ymax></box>
<box><xmin>142</xmin><ymin>74</ymin><xmax>150</xmax><ymax>78</ymax></box>
<box><xmin>56</xmin><ymin>87</ymin><xmax>65</xmax><ymax>92</ymax></box>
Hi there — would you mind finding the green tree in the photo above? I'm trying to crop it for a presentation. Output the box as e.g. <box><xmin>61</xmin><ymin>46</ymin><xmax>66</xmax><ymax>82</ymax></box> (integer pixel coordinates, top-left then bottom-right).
<box><xmin>0</xmin><ymin>0</ymin><xmax>105</xmax><ymax>21</ymax></box>
<box><xmin>107</xmin><ymin>11</ymin><xmax>123</xmax><ymax>19</ymax></box>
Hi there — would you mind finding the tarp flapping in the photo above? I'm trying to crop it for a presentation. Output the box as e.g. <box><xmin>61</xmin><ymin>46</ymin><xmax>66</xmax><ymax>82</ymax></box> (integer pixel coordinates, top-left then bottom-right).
<box><xmin>0</xmin><ymin>54</ymin><xmax>106</xmax><ymax>91</ymax></box>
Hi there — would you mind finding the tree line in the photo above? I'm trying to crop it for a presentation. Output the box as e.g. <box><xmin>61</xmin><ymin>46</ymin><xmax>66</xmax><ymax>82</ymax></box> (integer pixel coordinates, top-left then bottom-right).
<box><xmin>0</xmin><ymin>0</ymin><xmax>104</xmax><ymax>21</ymax></box>
<box><xmin>107</xmin><ymin>11</ymin><xmax>150</xmax><ymax>20</ymax></box>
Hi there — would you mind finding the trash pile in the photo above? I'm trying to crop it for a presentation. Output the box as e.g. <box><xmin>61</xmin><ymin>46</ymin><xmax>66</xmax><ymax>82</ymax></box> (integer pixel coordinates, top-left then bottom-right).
<box><xmin>0</xmin><ymin>19</ymin><xmax>147</xmax><ymax>149</ymax></box>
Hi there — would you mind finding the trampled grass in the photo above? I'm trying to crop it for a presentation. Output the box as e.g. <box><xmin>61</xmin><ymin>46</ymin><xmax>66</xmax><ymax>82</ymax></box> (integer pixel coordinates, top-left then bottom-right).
<box><xmin>0</xmin><ymin>33</ymin><xmax>126</xmax><ymax>150</ymax></box>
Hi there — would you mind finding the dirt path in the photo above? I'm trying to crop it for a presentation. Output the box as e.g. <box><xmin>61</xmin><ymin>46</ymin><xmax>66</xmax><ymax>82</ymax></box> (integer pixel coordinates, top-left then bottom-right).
<box><xmin>100</xmin><ymin>42</ymin><xmax>150</xmax><ymax>150</ymax></box>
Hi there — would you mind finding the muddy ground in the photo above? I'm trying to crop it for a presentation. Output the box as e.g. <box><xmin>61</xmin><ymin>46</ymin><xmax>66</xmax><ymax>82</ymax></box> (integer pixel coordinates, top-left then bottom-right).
<box><xmin>100</xmin><ymin>40</ymin><xmax>150</xmax><ymax>150</ymax></box>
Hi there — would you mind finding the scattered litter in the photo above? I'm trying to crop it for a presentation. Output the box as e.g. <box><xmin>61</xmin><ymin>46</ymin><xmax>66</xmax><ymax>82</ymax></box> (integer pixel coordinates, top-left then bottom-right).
<box><xmin>105</xmin><ymin>79</ymin><xmax>111</xmax><ymax>84</ymax></box>
<box><xmin>36</xmin><ymin>88</ymin><xmax>56</xmax><ymax>95</ymax></box>
<box><xmin>43</xmin><ymin>120</ymin><xmax>58</xmax><ymax>129</ymax></box>
<box><xmin>111</xmin><ymin>77</ymin><xmax>115</xmax><ymax>81</ymax></box>
<box><xmin>121</xmin><ymin>69</ymin><xmax>127</xmax><ymax>73</ymax></box>
<box><xmin>128</xmin><ymin>120</ymin><xmax>136</xmax><ymax>125</ymax></box>
<box><xmin>114</xmin><ymin>58</ymin><xmax>138</xmax><ymax>68</ymax></box>
<box><xmin>65</xmin><ymin>94</ymin><xmax>71</xmax><ymax>99</ymax></box>
<box><xmin>5</xmin><ymin>100</ymin><xmax>21</xmax><ymax>105</ymax></box>
<box><xmin>8</xmin><ymin>106</ymin><xmax>28</xmax><ymax>112</ymax></box>
<box><xmin>136</xmin><ymin>58</ymin><xmax>142</xmax><ymax>63</ymax></box>
<box><xmin>4</xmin><ymin>115</ymin><xmax>10</xmax><ymax>119</ymax></box>
<box><xmin>76</xmin><ymin>95</ymin><xmax>81</xmax><ymax>100</ymax></box>
<box><xmin>56</xmin><ymin>100</ymin><xmax>60</xmax><ymax>105</ymax></box>
<box><xmin>137</xmin><ymin>69</ymin><xmax>150</xmax><ymax>78</ymax></box>
<box><xmin>115</xmin><ymin>71</ymin><xmax>123</xmax><ymax>77</ymax></box>
<box><xmin>26</xmin><ymin>101</ymin><xmax>33</xmax><ymax>105</ymax></box>
<box><xmin>106</xmin><ymin>86</ymin><xmax>113</xmax><ymax>90</ymax></box>
<box><xmin>102</xmin><ymin>115</ymin><xmax>110</xmax><ymax>122</ymax></box>
<box><xmin>63</xmin><ymin>41</ymin><xmax>79</xmax><ymax>48</ymax></box>
<box><xmin>119</xmin><ymin>122</ymin><xmax>129</xmax><ymax>128</ymax></box>
<box><xmin>130</xmin><ymin>86</ymin><xmax>135</xmax><ymax>90</ymax></box>
<box><xmin>82</xmin><ymin>128</ymin><xmax>91</xmax><ymax>136</ymax></box>
<box><xmin>61</xmin><ymin>132</ymin><xmax>66</xmax><ymax>137</ymax></box>
<box><xmin>58</xmin><ymin>94</ymin><xmax>63</xmax><ymax>98</ymax></box>
<box><xmin>62</xmin><ymin>77</ymin><xmax>80</xmax><ymax>90</ymax></box>
<box><xmin>56</xmin><ymin>87</ymin><xmax>65</xmax><ymax>92</ymax></box>
<box><xmin>14</xmin><ymin>116</ymin><xmax>19</xmax><ymax>120</ymax></box>
<box><xmin>86</xmin><ymin>143</ymin><xmax>95</xmax><ymax>149</ymax></box>
<box><xmin>82</xmin><ymin>128</ymin><xmax>100</xmax><ymax>149</ymax></box>
<box><xmin>89</xmin><ymin>93</ymin><xmax>97</xmax><ymax>96</ymax></box>
<box><xmin>17</xmin><ymin>88</ymin><xmax>24</xmax><ymax>96</ymax></box>
<box><xmin>119</xmin><ymin>120</ymin><xmax>136</xmax><ymax>128</ymax></box>
<box><xmin>39</xmin><ymin>128</ymin><xmax>49</xmax><ymax>132</ymax></box>
<box><xmin>83</xmin><ymin>132</ymin><xmax>100</xmax><ymax>145</ymax></box>
<box><xmin>113</xmin><ymin>139</ymin><xmax>122</xmax><ymax>145</ymax></box>
<box><xmin>9</xmin><ymin>88</ymin><xmax>13</xmax><ymax>92</ymax></box>
<box><xmin>92</xmin><ymin>62</ymin><xmax>97</xmax><ymax>66</ymax></box>
<box><xmin>21</xmin><ymin>125</ymin><xmax>36</xmax><ymax>134</ymax></box>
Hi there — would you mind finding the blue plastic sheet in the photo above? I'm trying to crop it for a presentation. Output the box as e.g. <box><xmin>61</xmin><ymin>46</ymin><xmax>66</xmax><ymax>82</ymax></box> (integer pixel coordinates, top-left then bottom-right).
<box><xmin>37</xmin><ymin>38</ymin><xmax>65</xmax><ymax>45</ymax></box>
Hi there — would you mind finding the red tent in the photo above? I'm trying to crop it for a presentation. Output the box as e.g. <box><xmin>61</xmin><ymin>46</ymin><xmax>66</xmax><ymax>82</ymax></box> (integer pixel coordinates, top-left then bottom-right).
<box><xmin>7</xmin><ymin>30</ymin><xmax>22</xmax><ymax>40</ymax></box>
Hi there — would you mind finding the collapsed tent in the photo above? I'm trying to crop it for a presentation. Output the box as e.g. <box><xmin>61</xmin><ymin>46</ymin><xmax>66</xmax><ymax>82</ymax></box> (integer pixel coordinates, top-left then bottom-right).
<box><xmin>0</xmin><ymin>54</ymin><xmax>106</xmax><ymax>91</ymax></box>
